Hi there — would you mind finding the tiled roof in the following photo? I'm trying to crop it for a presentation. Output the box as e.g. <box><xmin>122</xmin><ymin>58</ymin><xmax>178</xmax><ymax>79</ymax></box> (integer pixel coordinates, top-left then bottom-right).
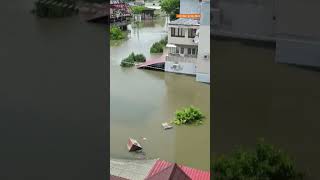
<box><xmin>146</xmin><ymin>160</ymin><xmax>210</xmax><ymax>180</ymax></box>
<box><xmin>145</xmin><ymin>163</ymin><xmax>191</xmax><ymax>180</ymax></box>
<box><xmin>169</xmin><ymin>18</ymin><xmax>200</xmax><ymax>26</ymax></box>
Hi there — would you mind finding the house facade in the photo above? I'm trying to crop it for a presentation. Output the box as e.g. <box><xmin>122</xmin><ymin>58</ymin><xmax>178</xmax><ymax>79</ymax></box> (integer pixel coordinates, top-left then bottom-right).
<box><xmin>165</xmin><ymin>18</ymin><xmax>200</xmax><ymax>75</ymax></box>
<box><xmin>165</xmin><ymin>0</ymin><xmax>210</xmax><ymax>83</ymax></box>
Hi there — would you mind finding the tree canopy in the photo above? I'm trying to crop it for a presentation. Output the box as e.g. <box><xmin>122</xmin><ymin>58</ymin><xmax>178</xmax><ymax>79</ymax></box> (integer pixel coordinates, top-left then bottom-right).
<box><xmin>160</xmin><ymin>0</ymin><xmax>179</xmax><ymax>20</ymax></box>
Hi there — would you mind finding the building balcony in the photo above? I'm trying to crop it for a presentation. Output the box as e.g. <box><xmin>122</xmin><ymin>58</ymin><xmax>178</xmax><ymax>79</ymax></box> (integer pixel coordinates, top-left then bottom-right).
<box><xmin>166</xmin><ymin>53</ymin><xmax>197</xmax><ymax>63</ymax></box>
<box><xmin>168</xmin><ymin>35</ymin><xmax>198</xmax><ymax>46</ymax></box>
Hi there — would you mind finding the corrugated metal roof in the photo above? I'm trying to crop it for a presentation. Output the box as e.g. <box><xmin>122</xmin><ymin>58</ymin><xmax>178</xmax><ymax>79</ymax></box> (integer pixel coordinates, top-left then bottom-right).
<box><xmin>145</xmin><ymin>163</ymin><xmax>191</xmax><ymax>180</ymax></box>
<box><xmin>169</xmin><ymin>18</ymin><xmax>200</xmax><ymax>26</ymax></box>
<box><xmin>146</xmin><ymin>160</ymin><xmax>210</xmax><ymax>180</ymax></box>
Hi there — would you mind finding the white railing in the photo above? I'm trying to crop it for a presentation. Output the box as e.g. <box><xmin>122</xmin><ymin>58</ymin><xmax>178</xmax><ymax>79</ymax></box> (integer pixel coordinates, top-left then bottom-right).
<box><xmin>166</xmin><ymin>54</ymin><xmax>197</xmax><ymax>63</ymax></box>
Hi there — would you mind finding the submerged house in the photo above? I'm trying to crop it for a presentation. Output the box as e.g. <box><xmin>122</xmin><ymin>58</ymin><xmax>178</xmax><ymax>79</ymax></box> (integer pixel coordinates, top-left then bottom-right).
<box><xmin>165</xmin><ymin>18</ymin><xmax>200</xmax><ymax>75</ymax></box>
<box><xmin>165</xmin><ymin>0</ymin><xmax>210</xmax><ymax>83</ymax></box>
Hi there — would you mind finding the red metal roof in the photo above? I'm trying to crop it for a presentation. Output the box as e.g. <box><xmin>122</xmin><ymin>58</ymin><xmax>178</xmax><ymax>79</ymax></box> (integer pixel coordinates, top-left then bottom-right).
<box><xmin>145</xmin><ymin>163</ymin><xmax>191</xmax><ymax>180</ymax></box>
<box><xmin>136</xmin><ymin>55</ymin><xmax>166</xmax><ymax>69</ymax></box>
<box><xmin>146</xmin><ymin>160</ymin><xmax>210</xmax><ymax>180</ymax></box>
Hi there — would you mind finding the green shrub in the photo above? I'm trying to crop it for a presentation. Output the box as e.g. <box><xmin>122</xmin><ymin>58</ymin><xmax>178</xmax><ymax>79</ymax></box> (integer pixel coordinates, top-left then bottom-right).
<box><xmin>212</xmin><ymin>139</ymin><xmax>305</xmax><ymax>180</ymax></box>
<box><xmin>150</xmin><ymin>36</ymin><xmax>168</xmax><ymax>53</ymax></box>
<box><xmin>110</xmin><ymin>26</ymin><xmax>125</xmax><ymax>40</ymax></box>
<box><xmin>171</xmin><ymin>106</ymin><xmax>204</xmax><ymax>125</ymax></box>
<box><xmin>120</xmin><ymin>52</ymin><xmax>146</xmax><ymax>67</ymax></box>
<box><xmin>134</xmin><ymin>54</ymin><xmax>146</xmax><ymax>62</ymax></box>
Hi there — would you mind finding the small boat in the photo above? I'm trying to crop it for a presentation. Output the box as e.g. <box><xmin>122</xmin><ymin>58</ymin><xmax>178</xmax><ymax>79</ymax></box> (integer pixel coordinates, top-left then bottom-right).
<box><xmin>162</xmin><ymin>122</ymin><xmax>173</xmax><ymax>130</ymax></box>
<box><xmin>127</xmin><ymin>137</ymin><xmax>142</xmax><ymax>152</ymax></box>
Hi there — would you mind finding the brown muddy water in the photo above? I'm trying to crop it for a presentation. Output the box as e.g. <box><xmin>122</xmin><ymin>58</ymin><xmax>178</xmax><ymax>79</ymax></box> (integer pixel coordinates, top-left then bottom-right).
<box><xmin>110</xmin><ymin>18</ymin><xmax>210</xmax><ymax>171</ymax></box>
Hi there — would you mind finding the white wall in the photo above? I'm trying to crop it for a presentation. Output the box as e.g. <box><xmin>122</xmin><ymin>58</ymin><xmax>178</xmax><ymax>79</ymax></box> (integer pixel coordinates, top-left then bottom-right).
<box><xmin>165</xmin><ymin>61</ymin><xmax>196</xmax><ymax>75</ymax></box>
<box><xmin>168</xmin><ymin>26</ymin><xmax>199</xmax><ymax>46</ymax></box>
<box><xmin>196</xmin><ymin>0</ymin><xmax>210</xmax><ymax>83</ymax></box>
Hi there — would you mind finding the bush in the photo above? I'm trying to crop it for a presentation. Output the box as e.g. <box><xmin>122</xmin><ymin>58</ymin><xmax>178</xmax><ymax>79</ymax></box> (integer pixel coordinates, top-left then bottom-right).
<box><xmin>120</xmin><ymin>53</ymin><xmax>146</xmax><ymax>67</ymax></box>
<box><xmin>171</xmin><ymin>106</ymin><xmax>204</xmax><ymax>125</ymax></box>
<box><xmin>110</xmin><ymin>26</ymin><xmax>125</xmax><ymax>40</ymax></box>
<box><xmin>150</xmin><ymin>36</ymin><xmax>168</xmax><ymax>53</ymax></box>
<box><xmin>212</xmin><ymin>139</ymin><xmax>305</xmax><ymax>180</ymax></box>
<box><xmin>134</xmin><ymin>54</ymin><xmax>146</xmax><ymax>62</ymax></box>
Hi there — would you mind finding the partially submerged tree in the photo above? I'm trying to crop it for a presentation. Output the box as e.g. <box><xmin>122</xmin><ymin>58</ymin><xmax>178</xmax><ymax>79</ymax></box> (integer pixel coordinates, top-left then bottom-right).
<box><xmin>171</xmin><ymin>106</ymin><xmax>204</xmax><ymax>125</ymax></box>
<box><xmin>212</xmin><ymin>139</ymin><xmax>305</xmax><ymax>180</ymax></box>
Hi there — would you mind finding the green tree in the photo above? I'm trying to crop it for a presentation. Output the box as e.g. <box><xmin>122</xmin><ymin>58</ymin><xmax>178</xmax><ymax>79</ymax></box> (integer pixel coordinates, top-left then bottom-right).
<box><xmin>110</xmin><ymin>26</ymin><xmax>125</xmax><ymax>40</ymax></box>
<box><xmin>212</xmin><ymin>139</ymin><xmax>305</xmax><ymax>180</ymax></box>
<box><xmin>160</xmin><ymin>0</ymin><xmax>180</xmax><ymax>20</ymax></box>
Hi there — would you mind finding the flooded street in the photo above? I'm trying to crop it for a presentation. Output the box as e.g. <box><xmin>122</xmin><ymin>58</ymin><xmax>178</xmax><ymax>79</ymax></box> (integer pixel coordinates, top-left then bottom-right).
<box><xmin>212</xmin><ymin>39</ymin><xmax>320</xmax><ymax>179</ymax></box>
<box><xmin>110</xmin><ymin>18</ymin><xmax>210</xmax><ymax>170</ymax></box>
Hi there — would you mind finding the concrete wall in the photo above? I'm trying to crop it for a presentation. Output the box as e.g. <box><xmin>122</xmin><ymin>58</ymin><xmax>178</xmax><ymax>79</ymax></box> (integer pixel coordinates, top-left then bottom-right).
<box><xmin>165</xmin><ymin>61</ymin><xmax>196</xmax><ymax>75</ymax></box>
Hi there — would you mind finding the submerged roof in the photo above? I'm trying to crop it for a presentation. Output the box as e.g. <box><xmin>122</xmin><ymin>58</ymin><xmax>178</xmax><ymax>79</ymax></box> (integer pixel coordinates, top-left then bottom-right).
<box><xmin>146</xmin><ymin>160</ymin><xmax>210</xmax><ymax>180</ymax></box>
<box><xmin>169</xmin><ymin>18</ymin><xmax>200</xmax><ymax>26</ymax></box>
<box><xmin>145</xmin><ymin>163</ymin><xmax>191</xmax><ymax>180</ymax></box>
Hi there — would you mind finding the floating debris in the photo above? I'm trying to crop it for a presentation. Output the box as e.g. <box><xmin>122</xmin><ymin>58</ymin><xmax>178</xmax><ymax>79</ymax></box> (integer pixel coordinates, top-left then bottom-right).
<box><xmin>162</xmin><ymin>122</ymin><xmax>173</xmax><ymax>130</ymax></box>
<box><xmin>127</xmin><ymin>137</ymin><xmax>142</xmax><ymax>152</ymax></box>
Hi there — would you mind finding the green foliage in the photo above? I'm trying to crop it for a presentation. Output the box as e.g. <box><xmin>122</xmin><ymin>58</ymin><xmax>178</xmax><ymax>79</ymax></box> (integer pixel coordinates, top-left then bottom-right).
<box><xmin>212</xmin><ymin>139</ymin><xmax>305</xmax><ymax>180</ymax></box>
<box><xmin>110</xmin><ymin>26</ymin><xmax>125</xmax><ymax>40</ymax></box>
<box><xmin>120</xmin><ymin>53</ymin><xmax>146</xmax><ymax>67</ymax></box>
<box><xmin>150</xmin><ymin>36</ymin><xmax>168</xmax><ymax>53</ymax></box>
<box><xmin>171</xmin><ymin>106</ymin><xmax>204</xmax><ymax>125</ymax></box>
<box><xmin>132</xmin><ymin>5</ymin><xmax>145</xmax><ymax>14</ymax></box>
<box><xmin>160</xmin><ymin>0</ymin><xmax>179</xmax><ymax>20</ymax></box>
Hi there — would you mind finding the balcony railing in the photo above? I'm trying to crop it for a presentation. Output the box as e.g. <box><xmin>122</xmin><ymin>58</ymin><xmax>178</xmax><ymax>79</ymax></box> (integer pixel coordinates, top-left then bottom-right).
<box><xmin>166</xmin><ymin>54</ymin><xmax>197</xmax><ymax>63</ymax></box>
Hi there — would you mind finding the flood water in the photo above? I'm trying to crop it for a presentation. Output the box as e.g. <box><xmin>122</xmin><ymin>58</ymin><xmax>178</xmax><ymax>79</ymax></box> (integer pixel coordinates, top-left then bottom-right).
<box><xmin>212</xmin><ymin>39</ymin><xmax>320</xmax><ymax>179</ymax></box>
<box><xmin>110</xmin><ymin>18</ymin><xmax>211</xmax><ymax>170</ymax></box>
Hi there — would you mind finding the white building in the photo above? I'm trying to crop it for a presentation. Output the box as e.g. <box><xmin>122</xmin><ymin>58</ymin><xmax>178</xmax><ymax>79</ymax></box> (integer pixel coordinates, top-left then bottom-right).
<box><xmin>164</xmin><ymin>0</ymin><xmax>210</xmax><ymax>83</ymax></box>
<box><xmin>196</xmin><ymin>0</ymin><xmax>210</xmax><ymax>83</ymax></box>
<box><xmin>165</xmin><ymin>18</ymin><xmax>200</xmax><ymax>75</ymax></box>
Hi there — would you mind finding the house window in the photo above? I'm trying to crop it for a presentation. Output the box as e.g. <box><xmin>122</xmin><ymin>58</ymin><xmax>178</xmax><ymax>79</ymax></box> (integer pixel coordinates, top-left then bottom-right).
<box><xmin>171</xmin><ymin>28</ymin><xmax>175</xmax><ymax>37</ymax></box>
<box><xmin>176</xmin><ymin>47</ymin><xmax>179</xmax><ymax>54</ymax></box>
<box><xmin>192</xmin><ymin>48</ymin><xmax>196</xmax><ymax>55</ymax></box>
<box><xmin>188</xmin><ymin>48</ymin><xmax>191</xmax><ymax>54</ymax></box>
<box><xmin>188</xmin><ymin>29</ymin><xmax>197</xmax><ymax>38</ymax></box>
<box><xmin>171</xmin><ymin>28</ymin><xmax>185</xmax><ymax>37</ymax></box>
<box><xmin>180</xmin><ymin>47</ymin><xmax>184</xmax><ymax>54</ymax></box>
